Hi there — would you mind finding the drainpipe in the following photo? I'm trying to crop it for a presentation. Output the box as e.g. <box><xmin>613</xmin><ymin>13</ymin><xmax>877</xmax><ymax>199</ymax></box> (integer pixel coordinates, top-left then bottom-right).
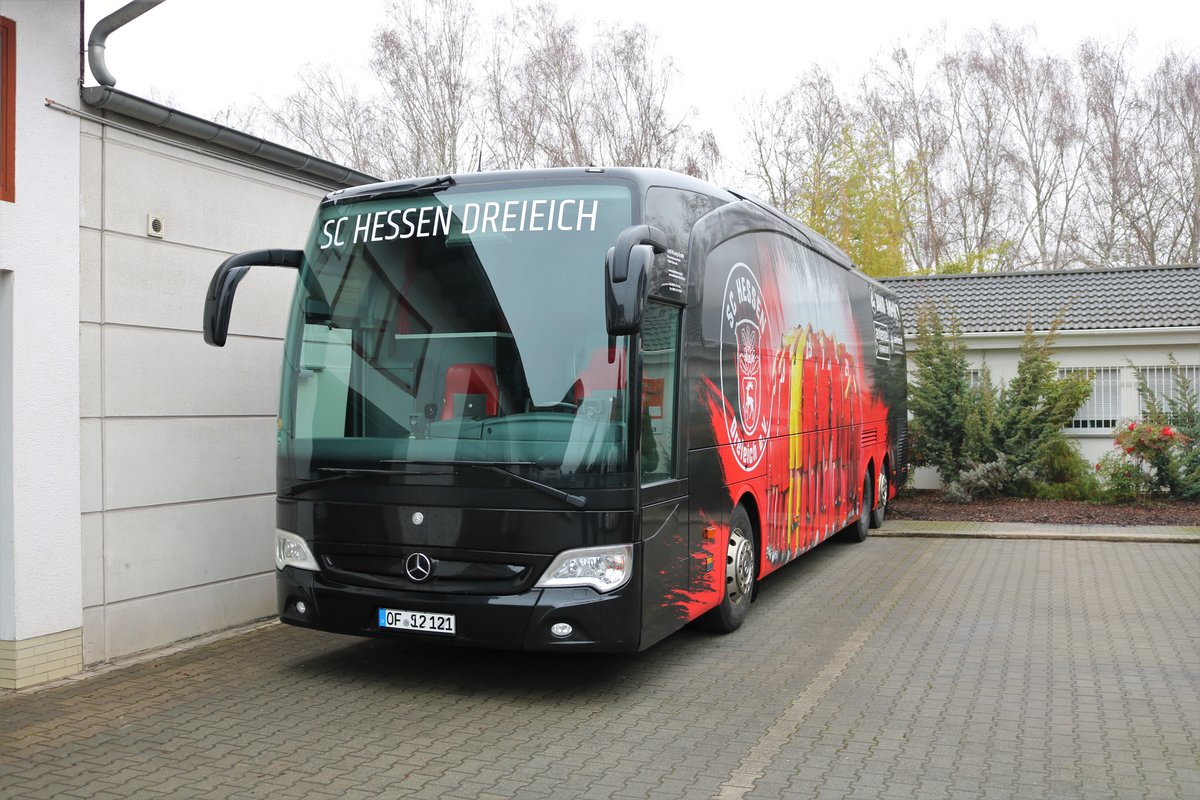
<box><xmin>87</xmin><ymin>0</ymin><xmax>166</xmax><ymax>87</ymax></box>
<box><xmin>79</xmin><ymin>0</ymin><xmax>379</xmax><ymax>188</ymax></box>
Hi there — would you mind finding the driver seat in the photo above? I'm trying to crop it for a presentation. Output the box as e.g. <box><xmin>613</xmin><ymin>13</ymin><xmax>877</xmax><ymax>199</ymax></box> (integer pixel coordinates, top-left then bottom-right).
<box><xmin>441</xmin><ymin>363</ymin><xmax>500</xmax><ymax>419</ymax></box>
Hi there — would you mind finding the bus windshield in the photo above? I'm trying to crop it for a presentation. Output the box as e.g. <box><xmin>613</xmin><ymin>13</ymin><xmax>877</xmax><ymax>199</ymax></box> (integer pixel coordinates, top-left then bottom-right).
<box><xmin>279</xmin><ymin>182</ymin><xmax>634</xmax><ymax>490</ymax></box>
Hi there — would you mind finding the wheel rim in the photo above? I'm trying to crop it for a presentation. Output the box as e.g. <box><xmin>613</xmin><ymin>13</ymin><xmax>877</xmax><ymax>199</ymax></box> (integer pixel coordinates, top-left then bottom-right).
<box><xmin>727</xmin><ymin>528</ymin><xmax>754</xmax><ymax>604</ymax></box>
<box><xmin>876</xmin><ymin>471</ymin><xmax>888</xmax><ymax>512</ymax></box>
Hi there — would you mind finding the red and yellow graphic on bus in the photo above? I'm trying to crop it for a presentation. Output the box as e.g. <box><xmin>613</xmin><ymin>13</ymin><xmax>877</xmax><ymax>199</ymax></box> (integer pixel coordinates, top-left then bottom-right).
<box><xmin>681</xmin><ymin>235</ymin><xmax>896</xmax><ymax>620</ymax></box>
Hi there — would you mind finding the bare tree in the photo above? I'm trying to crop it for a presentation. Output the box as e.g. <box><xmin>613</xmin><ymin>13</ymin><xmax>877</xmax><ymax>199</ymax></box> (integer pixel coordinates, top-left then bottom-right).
<box><xmin>678</xmin><ymin>128</ymin><xmax>722</xmax><ymax>179</ymax></box>
<box><xmin>589</xmin><ymin>23</ymin><xmax>691</xmax><ymax>168</ymax></box>
<box><xmin>1149</xmin><ymin>51</ymin><xmax>1200</xmax><ymax>264</ymax></box>
<box><xmin>937</xmin><ymin>41</ymin><xmax>1017</xmax><ymax>271</ymax></box>
<box><xmin>1075</xmin><ymin>38</ymin><xmax>1149</xmax><ymax>266</ymax></box>
<box><xmin>504</xmin><ymin>2</ymin><xmax>593</xmax><ymax>166</ymax></box>
<box><xmin>975</xmin><ymin>25</ymin><xmax>1088</xmax><ymax>269</ymax></box>
<box><xmin>478</xmin><ymin>6</ymin><xmax>719</xmax><ymax>175</ymax></box>
<box><xmin>265</xmin><ymin>67</ymin><xmax>389</xmax><ymax>177</ymax></box>
<box><xmin>861</xmin><ymin>44</ymin><xmax>950</xmax><ymax>271</ymax></box>
<box><xmin>744</xmin><ymin>67</ymin><xmax>845</xmax><ymax>219</ymax></box>
<box><xmin>371</xmin><ymin>0</ymin><xmax>475</xmax><ymax>176</ymax></box>
<box><xmin>479</xmin><ymin>12</ymin><xmax>543</xmax><ymax>170</ymax></box>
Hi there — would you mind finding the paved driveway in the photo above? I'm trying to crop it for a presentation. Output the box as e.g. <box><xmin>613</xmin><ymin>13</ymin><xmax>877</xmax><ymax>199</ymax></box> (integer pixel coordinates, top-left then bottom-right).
<box><xmin>2</xmin><ymin>537</ymin><xmax>1197</xmax><ymax>799</ymax></box>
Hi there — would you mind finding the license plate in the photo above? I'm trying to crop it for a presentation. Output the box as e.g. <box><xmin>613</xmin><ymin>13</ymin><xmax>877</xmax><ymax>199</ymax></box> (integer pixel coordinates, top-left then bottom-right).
<box><xmin>378</xmin><ymin>608</ymin><xmax>456</xmax><ymax>635</ymax></box>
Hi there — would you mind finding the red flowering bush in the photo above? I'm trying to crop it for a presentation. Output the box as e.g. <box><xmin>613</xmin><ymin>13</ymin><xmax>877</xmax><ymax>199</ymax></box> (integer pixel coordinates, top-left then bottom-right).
<box><xmin>1100</xmin><ymin>421</ymin><xmax>1192</xmax><ymax>501</ymax></box>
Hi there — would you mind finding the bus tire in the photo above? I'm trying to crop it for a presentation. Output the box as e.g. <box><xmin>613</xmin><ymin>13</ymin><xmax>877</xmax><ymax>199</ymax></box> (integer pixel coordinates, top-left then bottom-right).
<box><xmin>845</xmin><ymin>472</ymin><xmax>871</xmax><ymax>543</ymax></box>
<box><xmin>698</xmin><ymin>504</ymin><xmax>756</xmax><ymax>633</ymax></box>
<box><xmin>870</xmin><ymin>464</ymin><xmax>888</xmax><ymax>528</ymax></box>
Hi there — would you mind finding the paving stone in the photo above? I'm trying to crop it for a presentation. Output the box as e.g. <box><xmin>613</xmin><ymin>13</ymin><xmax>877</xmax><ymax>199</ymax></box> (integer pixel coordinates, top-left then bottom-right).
<box><xmin>0</xmin><ymin>538</ymin><xmax>1197</xmax><ymax>800</ymax></box>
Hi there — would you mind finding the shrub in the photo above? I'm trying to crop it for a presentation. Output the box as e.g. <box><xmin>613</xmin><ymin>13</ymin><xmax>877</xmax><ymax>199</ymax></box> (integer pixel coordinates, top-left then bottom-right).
<box><xmin>1036</xmin><ymin>437</ymin><xmax>1092</xmax><ymax>485</ymax></box>
<box><xmin>945</xmin><ymin>454</ymin><xmax>1035</xmax><ymax>503</ymax></box>
<box><xmin>1032</xmin><ymin>473</ymin><xmax>1103</xmax><ymax>501</ymax></box>
<box><xmin>943</xmin><ymin>481</ymin><xmax>971</xmax><ymax>504</ymax></box>
<box><xmin>1096</xmin><ymin>451</ymin><xmax>1152</xmax><ymax>503</ymax></box>
<box><xmin>1134</xmin><ymin>357</ymin><xmax>1200</xmax><ymax>499</ymax></box>
<box><xmin>1113</xmin><ymin>421</ymin><xmax>1180</xmax><ymax>494</ymax></box>
<box><xmin>960</xmin><ymin>455</ymin><xmax>1013</xmax><ymax>500</ymax></box>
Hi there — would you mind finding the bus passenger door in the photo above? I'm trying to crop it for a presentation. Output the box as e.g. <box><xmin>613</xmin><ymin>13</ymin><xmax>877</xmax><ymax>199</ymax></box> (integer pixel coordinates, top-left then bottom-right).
<box><xmin>637</xmin><ymin>301</ymin><xmax>691</xmax><ymax>649</ymax></box>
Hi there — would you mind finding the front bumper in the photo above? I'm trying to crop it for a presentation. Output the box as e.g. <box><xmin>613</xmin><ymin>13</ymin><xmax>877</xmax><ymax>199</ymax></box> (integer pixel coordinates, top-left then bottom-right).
<box><xmin>276</xmin><ymin>563</ymin><xmax>643</xmax><ymax>652</ymax></box>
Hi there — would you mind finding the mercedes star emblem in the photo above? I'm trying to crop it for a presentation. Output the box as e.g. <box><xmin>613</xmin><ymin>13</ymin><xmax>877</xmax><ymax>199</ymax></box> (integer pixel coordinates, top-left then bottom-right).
<box><xmin>405</xmin><ymin>552</ymin><xmax>434</xmax><ymax>583</ymax></box>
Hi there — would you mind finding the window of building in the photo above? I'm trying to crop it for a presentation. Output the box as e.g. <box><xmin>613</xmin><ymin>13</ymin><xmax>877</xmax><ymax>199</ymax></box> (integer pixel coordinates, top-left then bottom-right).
<box><xmin>1138</xmin><ymin>364</ymin><xmax>1200</xmax><ymax>423</ymax></box>
<box><xmin>0</xmin><ymin>15</ymin><xmax>13</xmax><ymax>203</ymax></box>
<box><xmin>1059</xmin><ymin>366</ymin><xmax>1122</xmax><ymax>430</ymax></box>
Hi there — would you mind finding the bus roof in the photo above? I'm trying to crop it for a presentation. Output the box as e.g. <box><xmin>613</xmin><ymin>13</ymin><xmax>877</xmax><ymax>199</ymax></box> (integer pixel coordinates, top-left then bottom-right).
<box><xmin>324</xmin><ymin>166</ymin><xmax>739</xmax><ymax>207</ymax></box>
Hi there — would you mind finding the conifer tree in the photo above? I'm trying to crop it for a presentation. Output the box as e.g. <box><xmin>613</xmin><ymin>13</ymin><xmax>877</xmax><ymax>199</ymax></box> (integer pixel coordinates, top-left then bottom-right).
<box><xmin>995</xmin><ymin>319</ymin><xmax>1091</xmax><ymax>488</ymax></box>
<box><xmin>908</xmin><ymin>302</ymin><xmax>969</xmax><ymax>484</ymax></box>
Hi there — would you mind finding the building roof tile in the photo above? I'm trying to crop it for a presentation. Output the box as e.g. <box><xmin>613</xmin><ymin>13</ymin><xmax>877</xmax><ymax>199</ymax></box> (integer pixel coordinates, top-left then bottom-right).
<box><xmin>879</xmin><ymin>265</ymin><xmax>1200</xmax><ymax>335</ymax></box>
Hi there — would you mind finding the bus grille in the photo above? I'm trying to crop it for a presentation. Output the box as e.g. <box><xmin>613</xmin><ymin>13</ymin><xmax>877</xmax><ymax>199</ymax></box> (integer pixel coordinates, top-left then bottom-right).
<box><xmin>319</xmin><ymin>551</ymin><xmax>538</xmax><ymax>595</ymax></box>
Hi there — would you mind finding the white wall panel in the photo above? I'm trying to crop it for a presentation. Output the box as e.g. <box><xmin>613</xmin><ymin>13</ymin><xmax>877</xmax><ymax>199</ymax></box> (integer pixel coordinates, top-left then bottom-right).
<box><xmin>81</xmin><ymin>606</ymin><xmax>105</xmax><ymax>666</ymax></box>
<box><xmin>81</xmin><ymin>513</ymin><xmax>103</xmax><ymax>607</ymax></box>
<box><xmin>102</xmin><ymin>234</ymin><xmax>296</xmax><ymax>337</ymax></box>
<box><xmin>79</xmin><ymin>133</ymin><xmax>103</xmax><ymax>231</ymax></box>
<box><xmin>102</xmin><ymin>574</ymin><xmax>274</xmax><ymax>659</ymax></box>
<box><xmin>101</xmin><ymin>134</ymin><xmax>321</xmax><ymax>251</ymax></box>
<box><xmin>103</xmin><ymin>496</ymin><xmax>274</xmax><ymax>603</ymax></box>
<box><xmin>80</xmin><ymin>418</ymin><xmax>103</xmax><ymax>514</ymax></box>
<box><xmin>79</xmin><ymin>228</ymin><xmax>102</xmax><ymax>324</ymax></box>
<box><xmin>103</xmin><ymin>326</ymin><xmax>283</xmax><ymax>418</ymax></box>
<box><xmin>80</xmin><ymin>323</ymin><xmax>101</xmax><ymax>418</ymax></box>
<box><xmin>103</xmin><ymin>417</ymin><xmax>275</xmax><ymax>510</ymax></box>
<box><xmin>72</xmin><ymin>86</ymin><xmax>344</xmax><ymax>669</ymax></box>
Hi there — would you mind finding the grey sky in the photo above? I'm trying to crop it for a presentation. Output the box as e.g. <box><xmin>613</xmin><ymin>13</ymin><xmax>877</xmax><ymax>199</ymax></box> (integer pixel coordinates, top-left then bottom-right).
<box><xmin>83</xmin><ymin>0</ymin><xmax>1197</xmax><ymax>180</ymax></box>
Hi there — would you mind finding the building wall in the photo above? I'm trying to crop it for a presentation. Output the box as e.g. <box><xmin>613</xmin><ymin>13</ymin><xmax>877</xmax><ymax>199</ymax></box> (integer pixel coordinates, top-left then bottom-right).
<box><xmin>906</xmin><ymin>328</ymin><xmax>1200</xmax><ymax>490</ymax></box>
<box><xmin>79</xmin><ymin>120</ymin><xmax>326</xmax><ymax>664</ymax></box>
<box><xmin>0</xmin><ymin>0</ymin><xmax>83</xmax><ymax>687</ymax></box>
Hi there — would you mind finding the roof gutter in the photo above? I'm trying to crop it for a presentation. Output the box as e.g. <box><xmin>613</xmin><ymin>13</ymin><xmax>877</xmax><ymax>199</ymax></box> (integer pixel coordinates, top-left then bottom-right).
<box><xmin>80</xmin><ymin>86</ymin><xmax>379</xmax><ymax>187</ymax></box>
<box><xmin>81</xmin><ymin>0</ymin><xmax>379</xmax><ymax>189</ymax></box>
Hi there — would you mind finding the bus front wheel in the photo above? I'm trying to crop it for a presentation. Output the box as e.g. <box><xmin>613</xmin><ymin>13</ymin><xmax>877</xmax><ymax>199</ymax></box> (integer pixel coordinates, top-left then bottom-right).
<box><xmin>699</xmin><ymin>505</ymin><xmax>756</xmax><ymax>633</ymax></box>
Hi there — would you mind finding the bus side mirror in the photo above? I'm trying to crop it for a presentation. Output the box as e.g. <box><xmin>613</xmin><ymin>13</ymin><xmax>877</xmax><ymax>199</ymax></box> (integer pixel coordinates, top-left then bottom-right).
<box><xmin>605</xmin><ymin>225</ymin><xmax>668</xmax><ymax>336</ymax></box>
<box><xmin>605</xmin><ymin>244</ymin><xmax>653</xmax><ymax>335</ymax></box>
<box><xmin>203</xmin><ymin>248</ymin><xmax>303</xmax><ymax>347</ymax></box>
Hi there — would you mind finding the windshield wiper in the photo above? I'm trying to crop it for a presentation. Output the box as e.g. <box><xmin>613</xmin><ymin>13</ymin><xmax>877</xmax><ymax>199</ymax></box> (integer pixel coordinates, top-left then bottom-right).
<box><xmin>282</xmin><ymin>467</ymin><xmax>401</xmax><ymax>497</ymax></box>
<box><xmin>338</xmin><ymin>175</ymin><xmax>457</xmax><ymax>204</ymax></box>
<box><xmin>395</xmin><ymin>175</ymin><xmax>456</xmax><ymax>195</ymax></box>
<box><xmin>391</xmin><ymin>460</ymin><xmax>588</xmax><ymax>509</ymax></box>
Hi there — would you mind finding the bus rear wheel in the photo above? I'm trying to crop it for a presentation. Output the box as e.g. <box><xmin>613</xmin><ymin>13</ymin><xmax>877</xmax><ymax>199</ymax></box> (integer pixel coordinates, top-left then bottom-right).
<box><xmin>870</xmin><ymin>466</ymin><xmax>888</xmax><ymax>528</ymax></box>
<box><xmin>844</xmin><ymin>472</ymin><xmax>871</xmax><ymax>543</ymax></box>
<box><xmin>699</xmin><ymin>505</ymin><xmax>756</xmax><ymax>633</ymax></box>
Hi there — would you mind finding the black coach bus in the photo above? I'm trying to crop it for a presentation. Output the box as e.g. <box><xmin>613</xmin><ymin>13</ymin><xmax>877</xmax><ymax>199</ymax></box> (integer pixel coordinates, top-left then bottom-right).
<box><xmin>203</xmin><ymin>167</ymin><xmax>907</xmax><ymax>652</ymax></box>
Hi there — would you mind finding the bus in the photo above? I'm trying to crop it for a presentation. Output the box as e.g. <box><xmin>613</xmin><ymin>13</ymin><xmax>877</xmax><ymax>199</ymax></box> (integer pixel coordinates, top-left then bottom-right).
<box><xmin>203</xmin><ymin>167</ymin><xmax>907</xmax><ymax>652</ymax></box>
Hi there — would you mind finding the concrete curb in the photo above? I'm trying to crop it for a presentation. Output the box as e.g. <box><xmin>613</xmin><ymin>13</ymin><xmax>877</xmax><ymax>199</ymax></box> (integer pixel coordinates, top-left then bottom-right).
<box><xmin>878</xmin><ymin>520</ymin><xmax>1200</xmax><ymax>544</ymax></box>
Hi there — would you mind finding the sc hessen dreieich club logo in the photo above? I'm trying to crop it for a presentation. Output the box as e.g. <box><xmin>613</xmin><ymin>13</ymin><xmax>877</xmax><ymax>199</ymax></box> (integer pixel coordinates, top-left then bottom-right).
<box><xmin>719</xmin><ymin>262</ymin><xmax>773</xmax><ymax>471</ymax></box>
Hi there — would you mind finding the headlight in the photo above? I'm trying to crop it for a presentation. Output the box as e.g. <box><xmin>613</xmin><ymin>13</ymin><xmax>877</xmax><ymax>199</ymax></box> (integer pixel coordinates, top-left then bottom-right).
<box><xmin>535</xmin><ymin>544</ymin><xmax>633</xmax><ymax>593</ymax></box>
<box><xmin>275</xmin><ymin>530</ymin><xmax>319</xmax><ymax>572</ymax></box>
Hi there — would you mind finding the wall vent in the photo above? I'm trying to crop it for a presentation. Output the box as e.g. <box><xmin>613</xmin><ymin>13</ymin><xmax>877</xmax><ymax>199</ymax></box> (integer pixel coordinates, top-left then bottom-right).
<box><xmin>146</xmin><ymin>214</ymin><xmax>165</xmax><ymax>239</ymax></box>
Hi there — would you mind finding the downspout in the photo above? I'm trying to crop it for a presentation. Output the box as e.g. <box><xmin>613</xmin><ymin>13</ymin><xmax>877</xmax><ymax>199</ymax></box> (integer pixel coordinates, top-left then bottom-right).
<box><xmin>78</xmin><ymin>0</ymin><xmax>378</xmax><ymax>188</ymax></box>
<box><xmin>87</xmin><ymin>0</ymin><xmax>166</xmax><ymax>87</ymax></box>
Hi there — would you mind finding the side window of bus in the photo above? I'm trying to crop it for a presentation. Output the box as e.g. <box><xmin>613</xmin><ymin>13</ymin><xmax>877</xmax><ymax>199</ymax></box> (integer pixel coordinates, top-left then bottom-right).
<box><xmin>641</xmin><ymin>302</ymin><xmax>680</xmax><ymax>483</ymax></box>
<box><xmin>645</xmin><ymin>187</ymin><xmax>718</xmax><ymax>274</ymax></box>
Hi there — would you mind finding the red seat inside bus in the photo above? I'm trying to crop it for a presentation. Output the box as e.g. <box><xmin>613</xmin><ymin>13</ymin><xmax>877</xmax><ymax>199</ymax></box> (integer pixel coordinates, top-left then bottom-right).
<box><xmin>441</xmin><ymin>362</ymin><xmax>500</xmax><ymax>419</ymax></box>
<box><xmin>572</xmin><ymin>347</ymin><xmax>626</xmax><ymax>404</ymax></box>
